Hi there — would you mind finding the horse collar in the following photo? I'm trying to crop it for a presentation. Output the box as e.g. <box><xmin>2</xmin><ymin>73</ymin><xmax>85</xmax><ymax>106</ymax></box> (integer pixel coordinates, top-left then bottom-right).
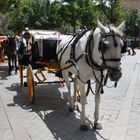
<box><xmin>70</xmin><ymin>30</ymin><xmax>89</xmax><ymax>60</ymax></box>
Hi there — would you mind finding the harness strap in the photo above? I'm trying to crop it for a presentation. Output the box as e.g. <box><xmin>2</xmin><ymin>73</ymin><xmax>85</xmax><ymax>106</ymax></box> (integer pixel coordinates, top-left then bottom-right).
<box><xmin>85</xmin><ymin>30</ymin><xmax>106</xmax><ymax>70</ymax></box>
<box><xmin>57</xmin><ymin>36</ymin><xmax>74</xmax><ymax>64</ymax></box>
<box><xmin>70</xmin><ymin>30</ymin><xmax>89</xmax><ymax>60</ymax></box>
<box><xmin>104</xmin><ymin>58</ymin><xmax>121</xmax><ymax>62</ymax></box>
<box><xmin>55</xmin><ymin>53</ymin><xmax>86</xmax><ymax>78</ymax></box>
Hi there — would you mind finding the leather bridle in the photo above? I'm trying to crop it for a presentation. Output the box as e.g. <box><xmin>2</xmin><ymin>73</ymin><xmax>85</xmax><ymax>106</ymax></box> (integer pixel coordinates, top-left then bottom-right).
<box><xmin>98</xmin><ymin>29</ymin><xmax>122</xmax><ymax>70</ymax></box>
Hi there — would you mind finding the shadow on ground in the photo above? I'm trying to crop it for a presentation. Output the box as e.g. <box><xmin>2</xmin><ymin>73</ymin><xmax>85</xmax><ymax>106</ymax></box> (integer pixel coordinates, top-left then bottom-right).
<box><xmin>0</xmin><ymin>65</ymin><xmax>10</xmax><ymax>80</ymax></box>
<box><xmin>6</xmin><ymin>82</ymin><xmax>109</xmax><ymax>140</ymax></box>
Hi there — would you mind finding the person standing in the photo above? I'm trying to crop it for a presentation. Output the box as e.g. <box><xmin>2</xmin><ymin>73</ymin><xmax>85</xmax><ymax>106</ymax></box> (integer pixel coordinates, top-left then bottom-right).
<box><xmin>127</xmin><ymin>38</ymin><xmax>136</xmax><ymax>55</ymax></box>
<box><xmin>15</xmin><ymin>35</ymin><xmax>21</xmax><ymax>51</ymax></box>
<box><xmin>131</xmin><ymin>38</ymin><xmax>136</xmax><ymax>55</ymax></box>
<box><xmin>127</xmin><ymin>38</ymin><xmax>131</xmax><ymax>55</ymax></box>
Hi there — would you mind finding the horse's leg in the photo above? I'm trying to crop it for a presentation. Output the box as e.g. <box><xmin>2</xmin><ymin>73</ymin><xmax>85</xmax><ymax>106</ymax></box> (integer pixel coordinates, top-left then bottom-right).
<box><xmin>0</xmin><ymin>51</ymin><xmax>2</xmax><ymax>62</ymax></box>
<box><xmin>73</xmin><ymin>76</ymin><xmax>78</xmax><ymax>102</ymax></box>
<box><xmin>12</xmin><ymin>56</ymin><xmax>14</xmax><ymax>68</ymax></box>
<box><xmin>8</xmin><ymin>57</ymin><xmax>11</xmax><ymax>75</ymax></box>
<box><xmin>1</xmin><ymin>47</ymin><xmax>5</xmax><ymax>62</ymax></box>
<box><xmin>94</xmin><ymin>81</ymin><xmax>102</xmax><ymax>130</ymax></box>
<box><xmin>62</xmin><ymin>71</ymin><xmax>74</xmax><ymax>112</ymax></box>
<box><xmin>78</xmin><ymin>80</ymin><xmax>89</xmax><ymax>130</ymax></box>
<box><xmin>14</xmin><ymin>54</ymin><xmax>17</xmax><ymax>74</ymax></box>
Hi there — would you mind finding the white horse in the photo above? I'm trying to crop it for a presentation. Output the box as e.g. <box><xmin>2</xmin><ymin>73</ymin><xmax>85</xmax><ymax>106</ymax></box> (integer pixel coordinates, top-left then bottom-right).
<box><xmin>57</xmin><ymin>20</ymin><xmax>125</xmax><ymax>130</ymax></box>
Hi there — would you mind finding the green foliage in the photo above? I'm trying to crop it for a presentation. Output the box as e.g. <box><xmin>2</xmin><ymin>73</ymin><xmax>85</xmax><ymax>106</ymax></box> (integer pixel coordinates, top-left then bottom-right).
<box><xmin>5</xmin><ymin>0</ymin><xmax>62</xmax><ymax>34</ymax></box>
<box><xmin>60</xmin><ymin>0</ymin><xmax>96</xmax><ymax>33</ymax></box>
<box><xmin>0</xmin><ymin>0</ymin><xmax>21</xmax><ymax>13</ymax></box>
<box><xmin>95</xmin><ymin>0</ymin><xmax>125</xmax><ymax>24</ymax></box>
<box><xmin>78</xmin><ymin>0</ymin><xmax>96</xmax><ymax>28</ymax></box>
<box><xmin>0</xmin><ymin>0</ymin><xmax>139</xmax><ymax>36</ymax></box>
<box><xmin>125</xmin><ymin>9</ymin><xmax>140</xmax><ymax>37</ymax></box>
<box><xmin>0</xmin><ymin>0</ymin><xmax>8</xmax><ymax>13</ymax></box>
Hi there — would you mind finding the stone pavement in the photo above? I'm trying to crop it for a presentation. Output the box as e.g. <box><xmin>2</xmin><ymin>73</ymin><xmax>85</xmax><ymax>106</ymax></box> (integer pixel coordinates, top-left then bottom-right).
<box><xmin>0</xmin><ymin>49</ymin><xmax>140</xmax><ymax>140</ymax></box>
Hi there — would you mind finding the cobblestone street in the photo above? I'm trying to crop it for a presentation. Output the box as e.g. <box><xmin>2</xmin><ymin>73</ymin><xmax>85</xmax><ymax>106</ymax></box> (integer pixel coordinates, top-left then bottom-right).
<box><xmin>0</xmin><ymin>49</ymin><xmax>140</xmax><ymax>140</ymax></box>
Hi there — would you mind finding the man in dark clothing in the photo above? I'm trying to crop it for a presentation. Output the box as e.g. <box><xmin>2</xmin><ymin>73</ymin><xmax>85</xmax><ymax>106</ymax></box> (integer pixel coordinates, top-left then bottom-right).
<box><xmin>131</xmin><ymin>39</ymin><xmax>136</xmax><ymax>55</ymax></box>
<box><xmin>127</xmin><ymin>38</ymin><xmax>136</xmax><ymax>55</ymax></box>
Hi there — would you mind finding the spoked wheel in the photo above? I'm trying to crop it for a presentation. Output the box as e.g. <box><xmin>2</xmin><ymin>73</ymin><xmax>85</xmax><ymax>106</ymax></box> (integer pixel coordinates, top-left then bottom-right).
<box><xmin>76</xmin><ymin>80</ymin><xmax>90</xmax><ymax>97</ymax></box>
<box><xmin>18</xmin><ymin>65</ymin><xmax>23</xmax><ymax>86</ymax></box>
<box><xmin>27</xmin><ymin>64</ymin><xmax>35</xmax><ymax>104</ymax></box>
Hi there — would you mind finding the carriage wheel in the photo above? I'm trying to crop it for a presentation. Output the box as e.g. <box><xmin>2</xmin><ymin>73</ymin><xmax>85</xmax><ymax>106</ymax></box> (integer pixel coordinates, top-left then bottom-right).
<box><xmin>27</xmin><ymin>64</ymin><xmax>35</xmax><ymax>103</ymax></box>
<box><xmin>76</xmin><ymin>80</ymin><xmax>90</xmax><ymax>97</ymax></box>
<box><xmin>18</xmin><ymin>65</ymin><xmax>23</xmax><ymax>86</ymax></box>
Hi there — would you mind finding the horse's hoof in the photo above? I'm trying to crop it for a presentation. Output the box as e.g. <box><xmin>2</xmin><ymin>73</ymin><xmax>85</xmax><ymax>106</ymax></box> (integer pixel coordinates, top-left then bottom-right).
<box><xmin>94</xmin><ymin>123</ymin><xmax>103</xmax><ymax>130</ymax></box>
<box><xmin>80</xmin><ymin>124</ymin><xmax>89</xmax><ymax>131</ymax></box>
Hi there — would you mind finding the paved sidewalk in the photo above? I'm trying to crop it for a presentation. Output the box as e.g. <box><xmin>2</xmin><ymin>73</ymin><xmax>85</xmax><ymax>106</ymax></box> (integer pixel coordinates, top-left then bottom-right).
<box><xmin>0</xmin><ymin>49</ymin><xmax>140</xmax><ymax>140</ymax></box>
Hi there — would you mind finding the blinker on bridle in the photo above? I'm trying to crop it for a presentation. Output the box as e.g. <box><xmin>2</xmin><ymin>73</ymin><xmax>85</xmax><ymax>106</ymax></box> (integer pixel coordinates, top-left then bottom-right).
<box><xmin>99</xmin><ymin>28</ymin><xmax>122</xmax><ymax>68</ymax></box>
<box><xmin>101</xmin><ymin>28</ymin><xmax>119</xmax><ymax>47</ymax></box>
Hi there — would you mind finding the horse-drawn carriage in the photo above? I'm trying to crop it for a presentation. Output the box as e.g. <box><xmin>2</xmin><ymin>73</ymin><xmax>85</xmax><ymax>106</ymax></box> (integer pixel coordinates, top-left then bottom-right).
<box><xmin>19</xmin><ymin>20</ymin><xmax>126</xmax><ymax>130</ymax></box>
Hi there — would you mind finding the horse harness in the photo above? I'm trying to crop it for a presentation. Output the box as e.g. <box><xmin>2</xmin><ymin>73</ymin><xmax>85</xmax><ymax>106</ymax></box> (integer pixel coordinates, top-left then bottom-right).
<box><xmin>57</xmin><ymin>29</ymin><xmax>123</xmax><ymax>94</ymax></box>
<box><xmin>85</xmin><ymin>28</ymin><xmax>123</xmax><ymax>93</ymax></box>
<box><xmin>56</xmin><ymin>30</ymin><xmax>89</xmax><ymax>76</ymax></box>
<box><xmin>86</xmin><ymin>28</ymin><xmax>122</xmax><ymax>70</ymax></box>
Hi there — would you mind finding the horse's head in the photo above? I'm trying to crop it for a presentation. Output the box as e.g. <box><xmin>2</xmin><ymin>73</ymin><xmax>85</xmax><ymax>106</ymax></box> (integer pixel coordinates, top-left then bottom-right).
<box><xmin>97</xmin><ymin>20</ymin><xmax>125</xmax><ymax>82</ymax></box>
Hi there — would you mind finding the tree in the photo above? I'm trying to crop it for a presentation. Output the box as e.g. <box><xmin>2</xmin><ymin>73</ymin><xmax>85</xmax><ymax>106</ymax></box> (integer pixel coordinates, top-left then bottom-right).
<box><xmin>59</xmin><ymin>0</ymin><xmax>96</xmax><ymax>33</ymax></box>
<box><xmin>125</xmin><ymin>9</ymin><xmax>140</xmax><ymax>37</ymax></box>
<box><xmin>6</xmin><ymin>0</ymin><xmax>62</xmax><ymax>33</ymax></box>
<box><xmin>0</xmin><ymin>0</ymin><xmax>21</xmax><ymax>13</ymax></box>
<box><xmin>59</xmin><ymin>0</ymin><xmax>80</xmax><ymax>33</ymax></box>
<box><xmin>78</xmin><ymin>0</ymin><xmax>96</xmax><ymax>29</ymax></box>
<box><xmin>0</xmin><ymin>0</ymin><xmax>21</xmax><ymax>34</ymax></box>
<box><xmin>95</xmin><ymin>0</ymin><xmax>125</xmax><ymax>24</ymax></box>
<box><xmin>0</xmin><ymin>0</ymin><xmax>131</xmax><ymax>35</ymax></box>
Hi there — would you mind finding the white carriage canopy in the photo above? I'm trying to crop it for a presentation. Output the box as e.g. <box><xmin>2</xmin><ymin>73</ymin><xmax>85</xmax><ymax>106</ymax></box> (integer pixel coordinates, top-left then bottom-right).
<box><xmin>22</xmin><ymin>29</ymin><xmax>63</xmax><ymax>61</ymax></box>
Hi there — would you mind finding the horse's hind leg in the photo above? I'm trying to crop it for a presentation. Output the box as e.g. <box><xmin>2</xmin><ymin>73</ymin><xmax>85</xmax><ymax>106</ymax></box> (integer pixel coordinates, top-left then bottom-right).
<box><xmin>12</xmin><ymin>56</ymin><xmax>14</xmax><ymax>69</ymax></box>
<box><xmin>94</xmin><ymin>82</ymin><xmax>102</xmax><ymax>130</ymax></box>
<box><xmin>73</xmin><ymin>77</ymin><xmax>78</xmax><ymax>104</ymax></box>
<box><xmin>14</xmin><ymin>55</ymin><xmax>17</xmax><ymax>74</ymax></box>
<box><xmin>8</xmin><ymin>57</ymin><xmax>11</xmax><ymax>75</ymax></box>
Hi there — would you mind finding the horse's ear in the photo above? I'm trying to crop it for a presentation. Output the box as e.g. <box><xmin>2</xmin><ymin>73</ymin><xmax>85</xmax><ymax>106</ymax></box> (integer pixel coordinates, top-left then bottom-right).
<box><xmin>97</xmin><ymin>20</ymin><xmax>106</xmax><ymax>33</ymax></box>
<box><xmin>117</xmin><ymin>21</ymin><xmax>125</xmax><ymax>31</ymax></box>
